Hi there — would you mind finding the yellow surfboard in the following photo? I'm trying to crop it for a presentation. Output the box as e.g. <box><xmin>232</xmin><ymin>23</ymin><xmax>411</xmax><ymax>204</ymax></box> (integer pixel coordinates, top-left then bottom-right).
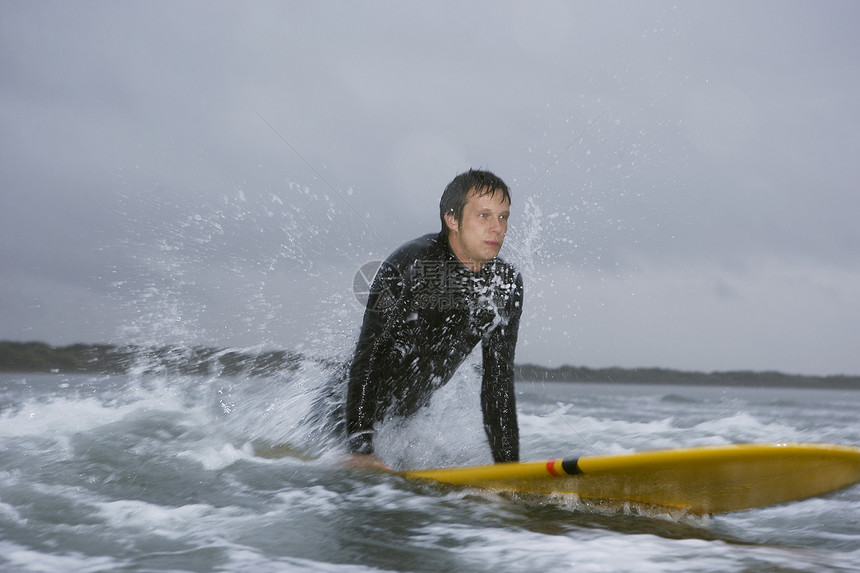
<box><xmin>403</xmin><ymin>443</ymin><xmax>860</xmax><ymax>514</ymax></box>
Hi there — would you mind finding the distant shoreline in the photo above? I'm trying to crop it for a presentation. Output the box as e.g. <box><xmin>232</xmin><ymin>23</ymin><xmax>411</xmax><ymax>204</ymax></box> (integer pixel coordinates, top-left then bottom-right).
<box><xmin>515</xmin><ymin>364</ymin><xmax>860</xmax><ymax>390</ymax></box>
<box><xmin>1</xmin><ymin>340</ymin><xmax>858</xmax><ymax>390</ymax></box>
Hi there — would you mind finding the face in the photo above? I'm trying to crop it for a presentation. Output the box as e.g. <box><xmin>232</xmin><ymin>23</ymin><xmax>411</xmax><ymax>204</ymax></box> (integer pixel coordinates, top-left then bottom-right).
<box><xmin>445</xmin><ymin>188</ymin><xmax>510</xmax><ymax>272</ymax></box>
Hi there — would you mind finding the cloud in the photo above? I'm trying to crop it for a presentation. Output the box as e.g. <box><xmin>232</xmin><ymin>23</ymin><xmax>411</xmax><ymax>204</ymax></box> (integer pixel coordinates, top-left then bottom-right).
<box><xmin>2</xmin><ymin>1</ymin><xmax>859</xmax><ymax>374</ymax></box>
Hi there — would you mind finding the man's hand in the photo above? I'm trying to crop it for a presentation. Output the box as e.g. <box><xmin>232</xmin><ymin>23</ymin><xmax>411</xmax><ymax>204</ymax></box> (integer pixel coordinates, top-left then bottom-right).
<box><xmin>345</xmin><ymin>453</ymin><xmax>392</xmax><ymax>471</ymax></box>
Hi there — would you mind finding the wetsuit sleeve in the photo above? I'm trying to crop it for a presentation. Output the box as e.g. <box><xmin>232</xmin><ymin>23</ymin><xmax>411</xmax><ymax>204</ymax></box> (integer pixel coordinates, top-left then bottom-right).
<box><xmin>345</xmin><ymin>261</ymin><xmax>404</xmax><ymax>455</ymax></box>
<box><xmin>480</xmin><ymin>272</ymin><xmax>523</xmax><ymax>463</ymax></box>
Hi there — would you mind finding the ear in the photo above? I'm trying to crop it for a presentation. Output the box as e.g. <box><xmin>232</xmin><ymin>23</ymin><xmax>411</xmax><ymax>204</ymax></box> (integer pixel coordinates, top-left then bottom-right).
<box><xmin>444</xmin><ymin>211</ymin><xmax>459</xmax><ymax>234</ymax></box>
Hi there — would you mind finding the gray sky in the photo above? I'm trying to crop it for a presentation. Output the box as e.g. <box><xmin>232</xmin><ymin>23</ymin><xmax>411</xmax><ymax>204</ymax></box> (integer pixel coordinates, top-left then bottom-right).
<box><xmin>2</xmin><ymin>1</ymin><xmax>859</xmax><ymax>375</ymax></box>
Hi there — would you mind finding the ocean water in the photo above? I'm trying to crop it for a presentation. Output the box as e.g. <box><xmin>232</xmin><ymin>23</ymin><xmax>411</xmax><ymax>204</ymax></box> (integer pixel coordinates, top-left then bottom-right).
<box><xmin>1</xmin><ymin>366</ymin><xmax>858</xmax><ymax>573</ymax></box>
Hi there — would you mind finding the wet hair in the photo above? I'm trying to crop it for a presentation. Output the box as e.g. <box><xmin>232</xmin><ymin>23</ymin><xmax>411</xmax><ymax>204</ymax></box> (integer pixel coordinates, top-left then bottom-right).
<box><xmin>439</xmin><ymin>169</ymin><xmax>511</xmax><ymax>237</ymax></box>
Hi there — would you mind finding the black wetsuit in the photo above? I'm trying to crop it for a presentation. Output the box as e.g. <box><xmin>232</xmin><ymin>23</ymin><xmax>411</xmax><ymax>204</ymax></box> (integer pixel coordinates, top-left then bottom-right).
<box><xmin>346</xmin><ymin>232</ymin><xmax>523</xmax><ymax>463</ymax></box>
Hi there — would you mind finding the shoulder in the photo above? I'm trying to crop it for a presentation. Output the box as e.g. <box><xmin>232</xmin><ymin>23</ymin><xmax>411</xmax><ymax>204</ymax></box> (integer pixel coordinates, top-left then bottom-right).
<box><xmin>384</xmin><ymin>233</ymin><xmax>443</xmax><ymax>269</ymax></box>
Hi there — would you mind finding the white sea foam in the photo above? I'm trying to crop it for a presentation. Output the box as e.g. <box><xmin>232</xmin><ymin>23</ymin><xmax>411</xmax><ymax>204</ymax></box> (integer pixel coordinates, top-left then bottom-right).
<box><xmin>176</xmin><ymin>442</ymin><xmax>250</xmax><ymax>471</ymax></box>
<box><xmin>0</xmin><ymin>540</ymin><xmax>123</xmax><ymax>573</ymax></box>
<box><xmin>274</xmin><ymin>485</ymin><xmax>345</xmax><ymax>516</ymax></box>
<box><xmin>0</xmin><ymin>395</ymin><xmax>139</xmax><ymax>438</ymax></box>
<box><xmin>97</xmin><ymin>499</ymin><xmax>224</xmax><ymax>539</ymax></box>
<box><xmin>692</xmin><ymin>412</ymin><xmax>802</xmax><ymax>443</ymax></box>
<box><xmin>0</xmin><ymin>500</ymin><xmax>23</xmax><ymax>524</ymax></box>
<box><xmin>223</xmin><ymin>551</ymin><xmax>385</xmax><ymax>573</ymax></box>
<box><xmin>211</xmin><ymin>359</ymin><xmax>343</xmax><ymax>454</ymax></box>
<box><xmin>417</xmin><ymin>523</ymin><xmax>834</xmax><ymax>573</ymax></box>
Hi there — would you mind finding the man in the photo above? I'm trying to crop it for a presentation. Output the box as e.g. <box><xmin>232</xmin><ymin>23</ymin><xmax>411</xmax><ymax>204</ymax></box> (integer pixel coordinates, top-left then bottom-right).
<box><xmin>346</xmin><ymin>169</ymin><xmax>523</xmax><ymax>469</ymax></box>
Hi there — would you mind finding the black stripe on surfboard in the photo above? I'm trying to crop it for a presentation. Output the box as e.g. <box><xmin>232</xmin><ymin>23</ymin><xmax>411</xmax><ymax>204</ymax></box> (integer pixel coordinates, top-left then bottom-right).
<box><xmin>561</xmin><ymin>457</ymin><xmax>582</xmax><ymax>475</ymax></box>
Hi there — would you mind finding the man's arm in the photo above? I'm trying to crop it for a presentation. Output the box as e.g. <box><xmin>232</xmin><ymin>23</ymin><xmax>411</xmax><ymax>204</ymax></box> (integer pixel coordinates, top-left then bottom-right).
<box><xmin>480</xmin><ymin>272</ymin><xmax>523</xmax><ymax>463</ymax></box>
<box><xmin>345</xmin><ymin>260</ymin><xmax>404</xmax><ymax>456</ymax></box>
